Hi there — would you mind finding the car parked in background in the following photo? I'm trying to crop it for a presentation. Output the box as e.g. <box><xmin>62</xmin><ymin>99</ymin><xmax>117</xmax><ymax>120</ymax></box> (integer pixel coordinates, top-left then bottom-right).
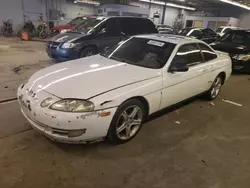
<box><xmin>216</xmin><ymin>26</ymin><xmax>242</xmax><ymax>37</ymax></box>
<box><xmin>178</xmin><ymin>27</ymin><xmax>219</xmax><ymax>44</ymax></box>
<box><xmin>50</xmin><ymin>16</ymin><xmax>94</xmax><ymax>35</ymax></box>
<box><xmin>156</xmin><ymin>25</ymin><xmax>176</xmax><ymax>34</ymax></box>
<box><xmin>18</xmin><ymin>34</ymin><xmax>231</xmax><ymax>144</ymax></box>
<box><xmin>46</xmin><ymin>16</ymin><xmax>158</xmax><ymax>61</ymax></box>
<box><xmin>210</xmin><ymin>30</ymin><xmax>250</xmax><ymax>72</ymax></box>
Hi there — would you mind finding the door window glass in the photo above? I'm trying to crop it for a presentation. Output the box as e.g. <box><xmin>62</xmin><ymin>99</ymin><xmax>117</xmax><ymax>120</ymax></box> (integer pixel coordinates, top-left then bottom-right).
<box><xmin>189</xmin><ymin>30</ymin><xmax>202</xmax><ymax>38</ymax></box>
<box><xmin>98</xmin><ymin>18</ymin><xmax>120</xmax><ymax>36</ymax></box>
<box><xmin>171</xmin><ymin>43</ymin><xmax>203</xmax><ymax>67</ymax></box>
<box><xmin>198</xmin><ymin>43</ymin><xmax>217</xmax><ymax>62</ymax></box>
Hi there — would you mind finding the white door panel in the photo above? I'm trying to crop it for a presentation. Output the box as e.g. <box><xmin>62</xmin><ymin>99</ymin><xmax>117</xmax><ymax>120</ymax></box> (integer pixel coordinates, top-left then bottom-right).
<box><xmin>161</xmin><ymin>65</ymin><xmax>206</xmax><ymax>109</ymax></box>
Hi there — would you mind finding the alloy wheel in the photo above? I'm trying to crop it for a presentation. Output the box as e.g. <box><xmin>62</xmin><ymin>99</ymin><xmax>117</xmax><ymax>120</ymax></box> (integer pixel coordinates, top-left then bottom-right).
<box><xmin>210</xmin><ymin>76</ymin><xmax>222</xmax><ymax>99</ymax></box>
<box><xmin>116</xmin><ymin>105</ymin><xmax>143</xmax><ymax>140</ymax></box>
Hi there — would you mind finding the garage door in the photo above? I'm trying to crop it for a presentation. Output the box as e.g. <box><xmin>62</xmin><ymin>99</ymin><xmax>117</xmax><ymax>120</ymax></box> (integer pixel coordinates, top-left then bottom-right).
<box><xmin>22</xmin><ymin>0</ymin><xmax>43</xmax><ymax>25</ymax></box>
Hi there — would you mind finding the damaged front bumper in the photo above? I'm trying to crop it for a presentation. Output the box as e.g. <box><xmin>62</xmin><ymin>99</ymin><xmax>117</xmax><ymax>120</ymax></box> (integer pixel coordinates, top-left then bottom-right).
<box><xmin>17</xmin><ymin>84</ymin><xmax>117</xmax><ymax>144</ymax></box>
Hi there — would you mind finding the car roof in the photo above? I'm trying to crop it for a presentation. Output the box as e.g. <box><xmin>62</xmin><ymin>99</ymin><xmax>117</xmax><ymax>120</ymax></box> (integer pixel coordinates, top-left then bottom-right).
<box><xmin>134</xmin><ymin>34</ymin><xmax>201</xmax><ymax>44</ymax></box>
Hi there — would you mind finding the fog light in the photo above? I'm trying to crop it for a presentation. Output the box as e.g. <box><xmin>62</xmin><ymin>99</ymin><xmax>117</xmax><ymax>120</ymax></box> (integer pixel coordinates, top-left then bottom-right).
<box><xmin>68</xmin><ymin>129</ymin><xmax>86</xmax><ymax>137</ymax></box>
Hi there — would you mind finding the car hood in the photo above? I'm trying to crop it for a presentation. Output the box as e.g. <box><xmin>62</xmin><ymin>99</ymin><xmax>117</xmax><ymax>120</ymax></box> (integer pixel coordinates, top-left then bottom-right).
<box><xmin>27</xmin><ymin>55</ymin><xmax>161</xmax><ymax>99</ymax></box>
<box><xmin>52</xmin><ymin>24</ymin><xmax>73</xmax><ymax>31</ymax></box>
<box><xmin>210</xmin><ymin>42</ymin><xmax>250</xmax><ymax>54</ymax></box>
<box><xmin>50</xmin><ymin>32</ymin><xmax>85</xmax><ymax>43</ymax></box>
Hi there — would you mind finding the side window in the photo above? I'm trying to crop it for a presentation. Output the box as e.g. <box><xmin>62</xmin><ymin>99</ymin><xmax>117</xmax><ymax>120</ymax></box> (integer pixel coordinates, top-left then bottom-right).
<box><xmin>189</xmin><ymin>30</ymin><xmax>202</xmax><ymax>38</ymax></box>
<box><xmin>140</xmin><ymin>19</ymin><xmax>158</xmax><ymax>34</ymax></box>
<box><xmin>120</xmin><ymin>18</ymin><xmax>138</xmax><ymax>36</ymax></box>
<box><xmin>171</xmin><ymin>43</ymin><xmax>203</xmax><ymax>67</ymax></box>
<box><xmin>198</xmin><ymin>43</ymin><xmax>217</xmax><ymax>62</ymax></box>
<box><xmin>223</xmin><ymin>28</ymin><xmax>231</xmax><ymax>34</ymax></box>
<box><xmin>102</xmin><ymin>18</ymin><xmax>120</xmax><ymax>36</ymax></box>
<box><xmin>203</xmin><ymin>29</ymin><xmax>214</xmax><ymax>37</ymax></box>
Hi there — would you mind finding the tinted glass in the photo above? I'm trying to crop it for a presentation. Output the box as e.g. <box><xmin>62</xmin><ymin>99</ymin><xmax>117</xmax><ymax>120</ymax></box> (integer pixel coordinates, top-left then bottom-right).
<box><xmin>101</xmin><ymin>37</ymin><xmax>176</xmax><ymax>69</ymax></box>
<box><xmin>79</xmin><ymin>18</ymin><xmax>104</xmax><ymax>33</ymax></box>
<box><xmin>171</xmin><ymin>43</ymin><xmax>203</xmax><ymax>67</ymax></box>
<box><xmin>68</xmin><ymin>17</ymin><xmax>83</xmax><ymax>25</ymax></box>
<box><xmin>219</xmin><ymin>31</ymin><xmax>250</xmax><ymax>45</ymax></box>
<box><xmin>98</xmin><ymin>18</ymin><xmax>120</xmax><ymax>36</ymax></box>
<box><xmin>120</xmin><ymin>18</ymin><xmax>138</xmax><ymax>35</ymax></box>
<box><xmin>140</xmin><ymin>19</ymin><xmax>158</xmax><ymax>34</ymax></box>
<box><xmin>216</xmin><ymin>28</ymin><xmax>223</xmax><ymax>32</ymax></box>
<box><xmin>198</xmin><ymin>43</ymin><xmax>217</xmax><ymax>61</ymax></box>
<box><xmin>178</xmin><ymin>28</ymin><xmax>192</xmax><ymax>36</ymax></box>
<box><xmin>223</xmin><ymin>28</ymin><xmax>232</xmax><ymax>33</ymax></box>
<box><xmin>203</xmin><ymin>29</ymin><xmax>215</xmax><ymax>36</ymax></box>
<box><xmin>189</xmin><ymin>30</ymin><xmax>202</xmax><ymax>37</ymax></box>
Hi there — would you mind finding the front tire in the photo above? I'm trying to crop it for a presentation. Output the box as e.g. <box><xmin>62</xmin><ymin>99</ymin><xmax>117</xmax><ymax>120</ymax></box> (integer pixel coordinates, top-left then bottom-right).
<box><xmin>80</xmin><ymin>47</ymin><xmax>97</xmax><ymax>58</ymax></box>
<box><xmin>205</xmin><ymin>75</ymin><xmax>223</xmax><ymax>100</ymax></box>
<box><xmin>108</xmin><ymin>99</ymin><xmax>146</xmax><ymax>144</ymax></box>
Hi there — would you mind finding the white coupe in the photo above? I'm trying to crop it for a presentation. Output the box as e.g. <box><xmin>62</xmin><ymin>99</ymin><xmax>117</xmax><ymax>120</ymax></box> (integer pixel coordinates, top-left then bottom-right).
<box><xmin>17</xmin><ymin>34</ymin><xmax>232</xmax><ymax>144</ymax></box>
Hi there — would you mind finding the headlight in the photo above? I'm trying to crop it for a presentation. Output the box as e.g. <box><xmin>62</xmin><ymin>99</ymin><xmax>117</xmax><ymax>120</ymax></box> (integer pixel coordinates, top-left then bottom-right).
<box><xmin>60</xmin><ymin>29</ymin><xmax>69</xmax><ymax>34</ymax></box>
<box><xmin>232</xmin><ymin>54</ymin><xmax>250</xmax><ymax>61</ymax></box>
<box><xmin>50</xmin><ymin>99</ymin><xmax>95</xmax><ymax>112</ymax></box>
<box><xmin>41</xmin><ymin>97</ymin><xmax>54</xmax><ymax>108</ymax></box>
<box><xmin>61</xmin><ymin>43</ymin><xmax>76</xmax><ymax>49</ymax></box>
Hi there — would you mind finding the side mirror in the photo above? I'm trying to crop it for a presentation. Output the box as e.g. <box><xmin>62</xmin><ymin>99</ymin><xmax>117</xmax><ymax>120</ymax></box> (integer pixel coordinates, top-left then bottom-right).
<box><xmin>98</xmin><ymin>28</ymin><xmax>106</xmax><ymax>35</ymax></box>
<box><xmin>169</xmin><ymin>64</ymin><xmax>189</xmax><ymax>73</ymax></box>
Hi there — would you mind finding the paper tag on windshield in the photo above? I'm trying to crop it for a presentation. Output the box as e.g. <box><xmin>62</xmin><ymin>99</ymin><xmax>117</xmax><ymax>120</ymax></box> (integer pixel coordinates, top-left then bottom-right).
<box><xmin>147</xmin><ymin>40</ymin><xmax>165</xmax><ymax>47</ymax></box>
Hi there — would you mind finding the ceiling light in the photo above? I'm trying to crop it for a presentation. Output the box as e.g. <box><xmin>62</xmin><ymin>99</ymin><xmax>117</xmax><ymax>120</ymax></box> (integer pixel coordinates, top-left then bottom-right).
<box><xmin>139</xmin><ymin>0</ymin><xmax>195</xmax><ymax>10</ymax></box>
<box><xmin>218</xmin><ymin>0</ymin><xmax>250</xmax><ymax>10</ymax></box>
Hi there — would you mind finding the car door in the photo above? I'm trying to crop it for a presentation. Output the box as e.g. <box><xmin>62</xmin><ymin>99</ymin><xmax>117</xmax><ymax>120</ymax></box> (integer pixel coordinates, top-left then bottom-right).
<box><xmin>197</xmin><ymin>42</ymin><xmax>219</xmax><ymax>89</ymax></box>
<box><xmin>160</xmin><ymin>43</ymin><xmax>208</xmax><ymax>109</ymax></box>
<box><xmin>93</xmin><ymin>18</ymin><xmax>123</xmax><ymax>52</ymax></box>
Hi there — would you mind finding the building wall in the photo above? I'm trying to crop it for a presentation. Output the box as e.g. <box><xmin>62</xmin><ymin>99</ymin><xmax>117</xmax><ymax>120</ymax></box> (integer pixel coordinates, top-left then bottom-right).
<box><xmin>239</xmin><ymin>13</ymin><xmax>250</xmax><ymax>29</ymax></box>
<box><xmin>0</xmin><ymin>0</ymin><xmax>96</xmax><ymax>32</ymax></box>
<box><xmin>130</xmin><ymin>0</ymin><xmax>182</xmax><ymax>27</ymax></box>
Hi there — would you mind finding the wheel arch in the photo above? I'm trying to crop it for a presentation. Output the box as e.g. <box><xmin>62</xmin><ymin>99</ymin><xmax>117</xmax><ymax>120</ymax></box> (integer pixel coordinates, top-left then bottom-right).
<box><xmin>218</xmin><ymin>71</ymin><xmax>226</xmax><ymax>85</ymax></box>
<box><xmin>121</xmin><ymin>96</ymin><xmax>150</xmax><ymax>117</ymax></box>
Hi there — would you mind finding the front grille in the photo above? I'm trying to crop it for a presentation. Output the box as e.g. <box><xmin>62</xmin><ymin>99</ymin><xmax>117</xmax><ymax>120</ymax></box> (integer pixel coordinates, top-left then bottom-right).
<box><xmin>47</xmin><ymin>41</ymin><xmax>61</xmax><ymax>50</ymax></box>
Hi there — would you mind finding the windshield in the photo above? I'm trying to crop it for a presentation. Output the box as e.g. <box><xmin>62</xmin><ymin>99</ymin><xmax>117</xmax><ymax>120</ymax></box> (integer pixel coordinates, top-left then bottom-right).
<box><xmin>216</xmin><ymin>28</ymin><xmax>223</xmax><ymax>33</ymax></box>
<box><xmin>178</xmin><ymin>28</ymin><xmax>192</xmax><ymax>36</ymax></box>
<box><xmin>75</xmin><ymin>18</ymin><xmax>103</xmax><ymax>33</ymax></box>
<box><xmin>100</xmin><ymin>37</ymin><xmax>176</xmax><ymax>69</ymax></box>
<box><xmin>219</xmin><ymin>31</ymin><xmax>250</xmax><ymax>45</ymax></box>
<box><xmin>68</xmin><ymin>17</ymin><xmax>86</xmax><ymax>25</ymax></box>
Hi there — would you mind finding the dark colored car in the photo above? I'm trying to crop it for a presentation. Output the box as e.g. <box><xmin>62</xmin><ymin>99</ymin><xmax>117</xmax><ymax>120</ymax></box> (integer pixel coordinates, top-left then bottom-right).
<box><xmin>210</xmin><ymin>30</ymin><xmax>250</xmax><ymax>72</ymax></box>
<box><xmin>46</xmin><ymin>16</ymin><xmax>158</xmax><ymax>61</ymax></box>
<box><xmin>157</xmin><ymin>25</ymin><xmax>176</xmax><ymax>34</ymax></box>
<box><xmin>178</xmin><ymin>27</ymin><xmax>219</xmax><ymax>44</ymax></box>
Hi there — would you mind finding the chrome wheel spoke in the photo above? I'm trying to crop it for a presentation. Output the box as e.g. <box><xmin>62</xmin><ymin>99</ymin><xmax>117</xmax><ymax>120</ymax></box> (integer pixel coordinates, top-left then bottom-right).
<box><xmin>117</xmin><ymin>123</ymin><xmax>127</xmax><ymax>134</ymax></box>
<box><xmin>116</xmin><ymin>105</ymin><xmax>143</xmax><ymax>140</ymax></box>
<box><xmin>131</xmin><ymin>119</ymin><xmax>141</xmax><ymax>126</ymax></box>
<box><xmin>121</xmin><ymin>111</ymin><xmax>129</xmax><ymax>121</ymax></box>
<box><xmin>129</xmin><ymin>106</ymin><xmax>139</xmax><ymax>119</ymax></box>
<box><xmin>125</xmin><ymin>126</ymin><xmax>131</xmax><ymax>138</ymax></box>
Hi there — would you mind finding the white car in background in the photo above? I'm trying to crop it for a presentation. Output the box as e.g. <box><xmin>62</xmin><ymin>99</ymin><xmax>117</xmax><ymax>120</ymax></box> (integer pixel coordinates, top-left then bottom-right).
<box><xmin>17</xmin><ymin>34</ymin><xmax>232</xmax><ymax>144</ymax></box>
<box><xmin>216</xmin><ymin>26</ymin><xmax>242</xmax><ymax>37</ymax></box>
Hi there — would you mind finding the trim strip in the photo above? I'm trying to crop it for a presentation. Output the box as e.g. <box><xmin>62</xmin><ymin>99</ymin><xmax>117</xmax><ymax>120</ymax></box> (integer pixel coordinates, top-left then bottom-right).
<box><xmin>87</xmin><ymin>75</ymin><xmax>161</xmax><ymax>100</ymax></box>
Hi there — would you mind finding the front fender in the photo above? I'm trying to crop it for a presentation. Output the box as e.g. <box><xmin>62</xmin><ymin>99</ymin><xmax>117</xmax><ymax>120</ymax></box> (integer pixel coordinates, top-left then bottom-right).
<box><xmin>90</xmin><ymin>76</ymin><xmax>163</xmax><ymax>115</ymax></box>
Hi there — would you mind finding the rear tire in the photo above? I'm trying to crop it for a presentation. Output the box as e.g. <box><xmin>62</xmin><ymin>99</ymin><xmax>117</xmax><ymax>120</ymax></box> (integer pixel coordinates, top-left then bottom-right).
<box><xmin>205</xmin><ymin>75</ymin><xmax>223</xmax><ymax>101</ymax></box>
<box><xmin>80</xmin><ymin>47</ymin><xmax>97</xmax><ymax>58</ymax></box>
<box><xmin>107</xmin><ymin>99</ymin><xmax>146</xmax><ymax>144</ymax></box>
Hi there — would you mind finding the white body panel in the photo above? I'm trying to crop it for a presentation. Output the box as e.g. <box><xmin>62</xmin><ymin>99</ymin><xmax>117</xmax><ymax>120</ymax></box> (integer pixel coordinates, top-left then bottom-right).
<box><xmin>17</xmin><ymin>34</ymin><xmax>232</xmax><ymax>143</ymax></box>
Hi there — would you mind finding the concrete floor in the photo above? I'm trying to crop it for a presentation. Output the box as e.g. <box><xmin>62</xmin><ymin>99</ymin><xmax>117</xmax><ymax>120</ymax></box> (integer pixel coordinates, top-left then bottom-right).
<box><xmin>0</xmin><ymin>37</ymin><xmax>250</xmax><ymax>188</ymax></box>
